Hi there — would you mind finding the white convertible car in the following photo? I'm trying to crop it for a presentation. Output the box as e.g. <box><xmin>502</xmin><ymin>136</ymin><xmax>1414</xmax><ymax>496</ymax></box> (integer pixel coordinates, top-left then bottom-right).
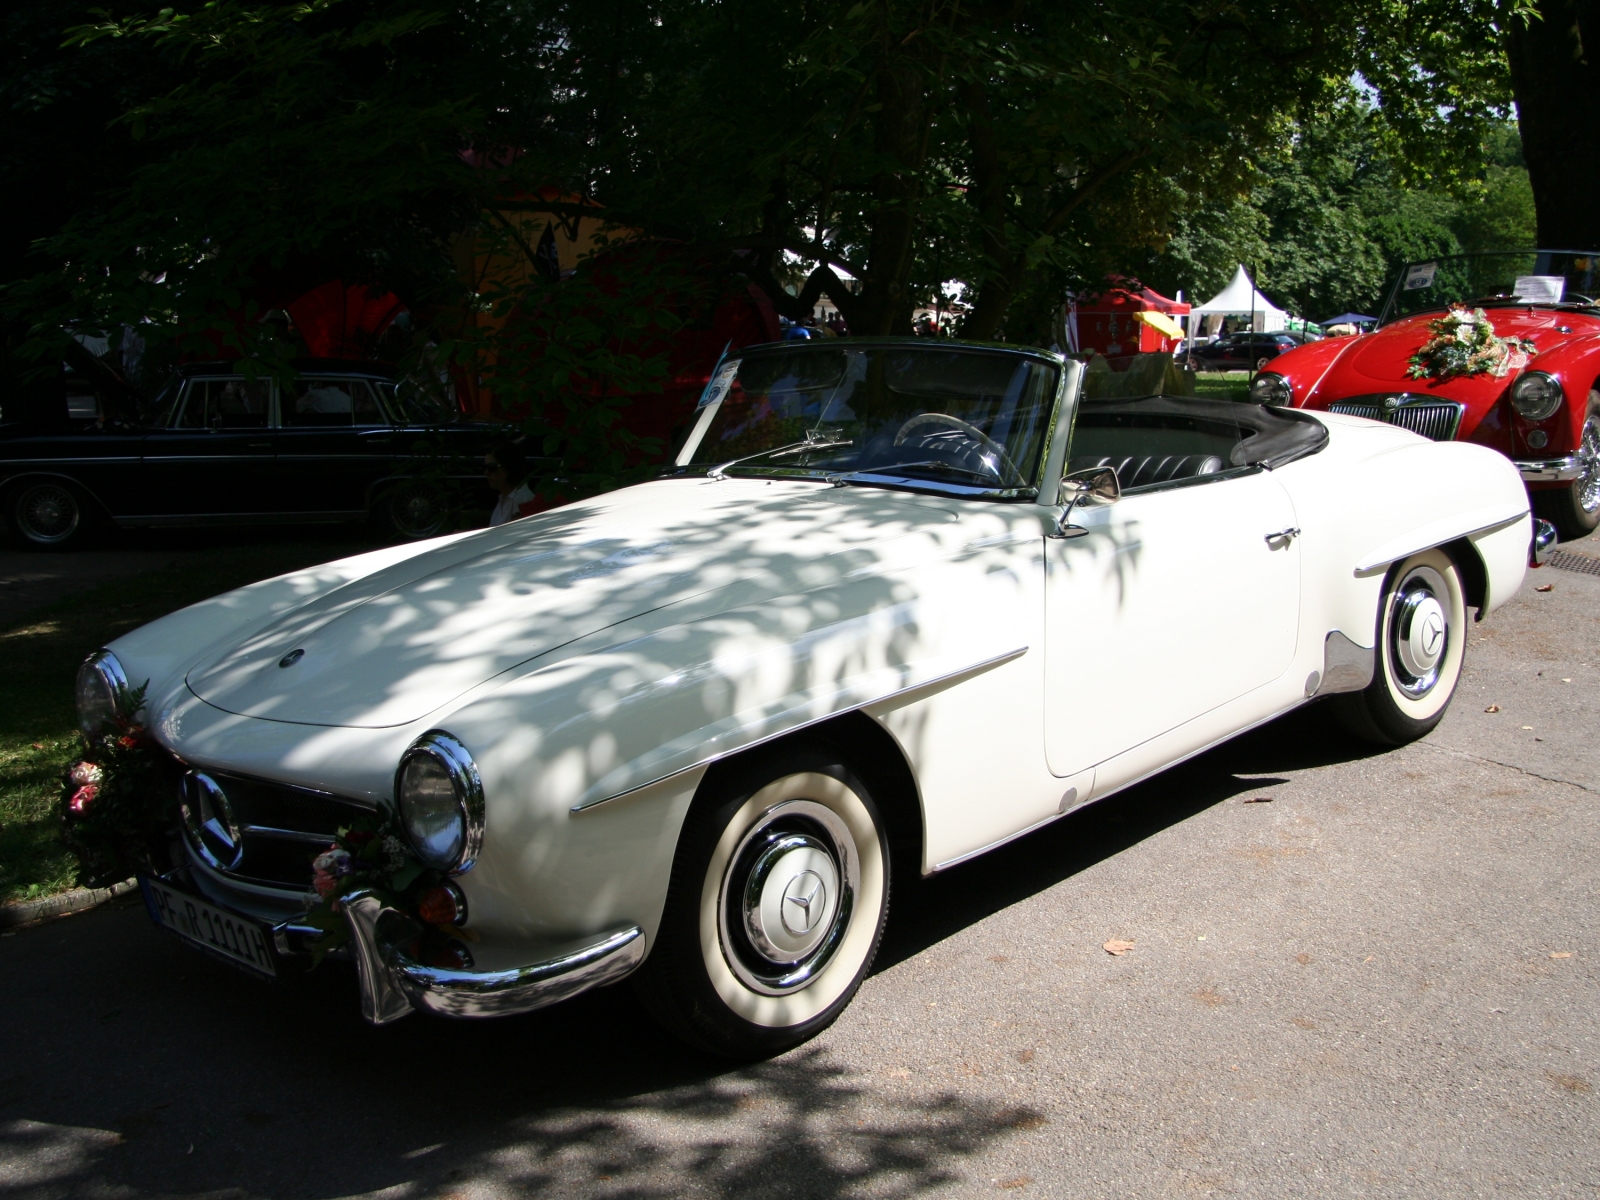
<box><xmin>82</xmin><ymin>339</ymin><xmax>1547</xmax><ymax>1056</ymax></box>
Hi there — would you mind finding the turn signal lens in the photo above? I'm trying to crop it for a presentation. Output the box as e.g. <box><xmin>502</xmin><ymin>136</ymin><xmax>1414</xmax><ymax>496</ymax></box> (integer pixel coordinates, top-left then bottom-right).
<box><xmin>399</xmin><ymin>755</ymin><xmax>464</xmax><ymax>870</ymax></box>
<box><xmin>417</xmin><ymin>882</ymin><xmax>467</xmax><ymax>927</ymax></box>
<box><xmin>1249</xmin><ymin>372</ymin><xmax>1293</xmax><ymax>406</ymax></box>
<box><xmin>1511</xmin><ymin>372</ymin><xmax>1563</xmax><ymax>421</ymax></box>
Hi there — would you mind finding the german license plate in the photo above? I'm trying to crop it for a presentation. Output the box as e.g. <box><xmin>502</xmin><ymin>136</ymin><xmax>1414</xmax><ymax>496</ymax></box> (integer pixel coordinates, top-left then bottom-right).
<box><xmin>139</xmin><ymin>877</ymin><xmax>277</xmax><ymax>979</ymax></box>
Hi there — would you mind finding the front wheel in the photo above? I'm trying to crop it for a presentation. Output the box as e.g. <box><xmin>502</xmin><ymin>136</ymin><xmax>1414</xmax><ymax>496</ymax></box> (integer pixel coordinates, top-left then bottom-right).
<box><xmin>379</xmin><ymin>481</ymin><xmax>450</xmax><ymax>541</ymax></box>
<box><xmin>1330</xmin><ymin>548</ymin><xmax>1467</xmax><ymax>745</ymax></box>
<box><xmin>11</xmin><ymin>480</ymin><xmax>90</xmax><ymax>549</ymax></box>
<box><xmin>635</xmin><ymin>749</ymin><xmax>889</xmax><ymax>1058</ymax></box>
<box><xmin>1534</xmin><ymin>401</ymin><xmax>1600</xmax><ymax>540</ymax></box>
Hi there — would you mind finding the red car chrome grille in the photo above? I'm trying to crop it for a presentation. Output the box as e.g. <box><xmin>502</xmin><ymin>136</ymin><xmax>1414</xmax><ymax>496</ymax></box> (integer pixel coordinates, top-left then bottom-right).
<box><xmin>1326</xmin><ymin>396</ymin><xmax>1465</xmax><ymax>442</ymax></box>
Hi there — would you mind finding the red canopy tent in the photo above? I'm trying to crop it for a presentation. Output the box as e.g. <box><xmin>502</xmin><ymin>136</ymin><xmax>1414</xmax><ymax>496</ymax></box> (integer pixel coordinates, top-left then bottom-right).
<box><xmin>1072</xmin><ymin>277</ymin><xmax>1190</xmax><ymax>359</ymax></box>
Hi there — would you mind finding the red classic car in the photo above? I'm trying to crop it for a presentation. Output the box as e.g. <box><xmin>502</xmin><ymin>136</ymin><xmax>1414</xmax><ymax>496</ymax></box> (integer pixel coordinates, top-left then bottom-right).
<box><xmin>1252</xmin><ymin>250</ymin><xmax>1600</xmax><ymax>539</ymax></box>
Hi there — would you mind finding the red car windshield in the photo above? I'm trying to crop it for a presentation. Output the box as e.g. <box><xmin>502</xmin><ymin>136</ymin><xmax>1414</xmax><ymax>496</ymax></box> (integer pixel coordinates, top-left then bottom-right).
<box><xmin>1379</xmin><ymin>250</ymin><xmax>1600</xmax><ymax>325</ymax></box>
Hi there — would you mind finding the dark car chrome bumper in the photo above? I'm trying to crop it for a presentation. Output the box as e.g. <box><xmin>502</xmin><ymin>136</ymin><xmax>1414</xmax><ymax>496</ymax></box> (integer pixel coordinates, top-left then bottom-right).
<box><xmin>342</xmin><ymin>890</ymin><xmax>645</xmax><ymax>1025</ymax></box>
<box><xmin>1515</xmin><ymin>455</ymin><xmax>1584</xmax><ymax>482</ymax></box>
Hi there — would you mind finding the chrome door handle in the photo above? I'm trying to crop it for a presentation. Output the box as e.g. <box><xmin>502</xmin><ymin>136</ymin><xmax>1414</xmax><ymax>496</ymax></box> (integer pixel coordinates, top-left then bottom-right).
<box><xmin>1264</xmin><ymin>527</ymin><xmax>1301</xmax><ymax>545</ymax></box>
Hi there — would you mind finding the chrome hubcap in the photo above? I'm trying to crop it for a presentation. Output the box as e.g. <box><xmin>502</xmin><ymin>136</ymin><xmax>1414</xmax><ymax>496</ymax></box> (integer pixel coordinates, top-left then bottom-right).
<box><xmin>719</xmin><ymin>798</ymin><xmax>857</xmax><ymax>995</ymax></box>
<box><xmin>18</xmin><ymin>484</ymin><xmax>79</xmax><ymax>542</ymax></box>
<box><xmin>1389</xmin><ymin>566</ymin><xmax>1450</xmax><ymax>698</ymax></box>
<box><xmin>1576</xmin><ymin>415</ymin><xmax>1600</xmax><ymax>514</ymax></box>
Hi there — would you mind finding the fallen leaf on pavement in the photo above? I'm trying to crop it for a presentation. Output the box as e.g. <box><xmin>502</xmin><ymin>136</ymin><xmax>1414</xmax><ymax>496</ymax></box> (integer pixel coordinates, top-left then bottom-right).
<box><xmin>1242</xmin><ymin>795</ymin><xmax>1274</xmax><ymax>803</ymax></box>
<box><xmin>1103</xmin><ymin>939</ymin><xmax>1134</xmax><ymax>956</ymax></box>
<box><xmin>1551</xmin><ymin>951</ymin><xmax>1573</xmax><ymax>959</ymax></box>
<box><xmin>1535</xmin><ymin>584</ymin><xmax>1554</xmax><ymax>592</ymax></box>
<box><xmin>1484</xmin><ymin>705</ymin><xmax>1500</xmax><ymax>713</ymax></box>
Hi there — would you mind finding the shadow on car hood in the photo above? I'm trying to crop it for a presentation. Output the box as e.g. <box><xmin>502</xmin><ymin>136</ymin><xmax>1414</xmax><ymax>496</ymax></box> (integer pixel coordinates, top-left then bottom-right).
<box><xmin>185</xmin><ymin>479</ymin><xmax>960</xmax><ymax>728</ymax></box>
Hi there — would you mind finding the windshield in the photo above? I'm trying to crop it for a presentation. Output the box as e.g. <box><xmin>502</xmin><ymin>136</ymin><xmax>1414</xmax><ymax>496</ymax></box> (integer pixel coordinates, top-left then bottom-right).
<box><xmin>1380</xmin><ymin>250</ymin><xmax>1600</xmax><ymax>324</ymax></box>
<box><xmin>675</xmin><ymin>343</ymin><xmax>1060</xmax><ymax>496</ymax></box>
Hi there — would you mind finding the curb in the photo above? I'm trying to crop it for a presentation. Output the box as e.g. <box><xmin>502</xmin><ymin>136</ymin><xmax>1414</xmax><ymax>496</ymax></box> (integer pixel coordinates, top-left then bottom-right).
<box><xmin>0</xmin><ymin>879</ymin><xmax>138</xmax><ymax>930</ymax></box>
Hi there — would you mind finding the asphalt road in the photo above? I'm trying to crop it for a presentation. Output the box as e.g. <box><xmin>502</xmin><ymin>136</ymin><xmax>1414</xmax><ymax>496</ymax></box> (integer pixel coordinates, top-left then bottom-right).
<box><xmin>2</xmin><ymin>537</ymin><xmax>1596</xmax><ymax>1199</ymax></box>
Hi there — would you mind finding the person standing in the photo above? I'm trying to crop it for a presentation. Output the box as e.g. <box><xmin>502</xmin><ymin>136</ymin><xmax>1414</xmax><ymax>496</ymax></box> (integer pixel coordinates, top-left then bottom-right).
<box><xmin>485</xmin><ymin>440</ymin><xmax>536</xmax><ymax>526</ymax></box>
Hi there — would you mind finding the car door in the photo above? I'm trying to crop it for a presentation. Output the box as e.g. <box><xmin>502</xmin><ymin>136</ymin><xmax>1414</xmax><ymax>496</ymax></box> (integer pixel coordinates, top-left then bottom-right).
<box><xmin>1043</xmin><ymin>447</ymin><xmax>1301</xmax><ymax>781</ymax></box>
<box><xmin>138</xmin><ymin>376</ymin><xmax>277</xmax><ymax>518</ymax></box>
<box><xmin>273</xmin><ymin>376</ymin><xmax>394</xmax><ymax>514</ymax></box>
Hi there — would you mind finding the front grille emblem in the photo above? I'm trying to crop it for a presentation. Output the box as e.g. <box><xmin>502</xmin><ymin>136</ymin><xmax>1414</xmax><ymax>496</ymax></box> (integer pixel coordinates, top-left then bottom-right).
<box><xmin>1383</xmin><ymin>395</ymin><xmax>1401</xmax><ymax>411</ymax></box>
<box><xmin>179</xmin><ymin>771</ymin><xmax>244</xmax><ymax>872</ymax></box>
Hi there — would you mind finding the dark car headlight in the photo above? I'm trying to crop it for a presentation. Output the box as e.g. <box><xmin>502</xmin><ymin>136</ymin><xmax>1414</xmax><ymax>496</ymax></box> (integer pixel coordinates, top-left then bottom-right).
<box><xmin>1249</xmin><ymin>372</ymin><xmax>1294</xmax><ymax>406</ymax></box>
<box><xmin>1510</xmin><ymin>371</ymin><xmax>1563</xmax><ymax>421</ymax></box>
<box><xmin>396</xmin><ymin>732</ymin><xmax>484</xmax><ymax>874</ymax></box>
<box><xmin>75</xmin><ymin>650</ymin><xmax>133</xmax><ymax>738</ymax></box>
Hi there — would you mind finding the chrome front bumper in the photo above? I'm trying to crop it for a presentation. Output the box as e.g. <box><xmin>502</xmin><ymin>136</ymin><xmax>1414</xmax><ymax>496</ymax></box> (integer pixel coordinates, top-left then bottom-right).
<box><xmin>342</xmin><ymin>890</ymin><xmax>645</xmax><ymax>1025</ymax></box>
<box><xmin>1515</xmin><ymin>455</ymin><xmax>1584</xmax><ymax>482</ymax></box>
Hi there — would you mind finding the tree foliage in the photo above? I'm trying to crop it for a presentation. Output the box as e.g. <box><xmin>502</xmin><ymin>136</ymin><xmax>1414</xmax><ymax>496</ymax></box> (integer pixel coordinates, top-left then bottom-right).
<box><xmin>2</xmin><ymin>0</ymin><xmax>1531</xmax><ymax>371</ymax></box>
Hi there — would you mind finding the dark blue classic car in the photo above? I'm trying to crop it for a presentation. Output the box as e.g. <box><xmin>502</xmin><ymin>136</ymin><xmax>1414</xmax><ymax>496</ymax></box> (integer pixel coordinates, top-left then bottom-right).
<box><xmin>1</xmin><ymin>360</ymin><xmax>508</xmax><ymax>548</ymax></box>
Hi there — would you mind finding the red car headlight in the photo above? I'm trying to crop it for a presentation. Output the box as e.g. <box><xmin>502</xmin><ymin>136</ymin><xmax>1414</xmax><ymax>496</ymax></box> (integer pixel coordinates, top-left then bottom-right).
<box><xmin>1510</xmin><ymin>372</ymin><xmax>1563</xmax><ymax>421</ymax></box>
<box><xmin>1249</xmin><ymin>372</ymin><xmax>1293</xmax><ymax>406</ymax></box>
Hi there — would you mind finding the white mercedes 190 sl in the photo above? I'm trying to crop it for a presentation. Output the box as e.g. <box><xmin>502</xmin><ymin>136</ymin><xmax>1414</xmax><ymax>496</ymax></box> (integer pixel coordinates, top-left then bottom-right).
<box><xmin>81</xmin><ymin>339</ymin><xmax>1546</xmax><ymax>1056</ymax></box>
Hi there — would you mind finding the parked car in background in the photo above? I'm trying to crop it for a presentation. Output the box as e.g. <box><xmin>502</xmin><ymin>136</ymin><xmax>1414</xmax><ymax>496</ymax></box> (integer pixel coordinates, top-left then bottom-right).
<box><xmin>1</xmin><ymin>359</ymin><xmax>511</xmax><ymax>548</ymax></box>
<box><xmin>101</xmin><ymin>337</ymin><xmax>1537</xmax><ymax>1056</ymax></box>
<box><xmin>1256</xmin><ymin>250</ymin><xmax>1600</xmax><ymax>539</ymax></box>
<box><xmin>1182</xmin><ymin>331</ymin><xmax>1303</xmax><ymax>372</ymax></box>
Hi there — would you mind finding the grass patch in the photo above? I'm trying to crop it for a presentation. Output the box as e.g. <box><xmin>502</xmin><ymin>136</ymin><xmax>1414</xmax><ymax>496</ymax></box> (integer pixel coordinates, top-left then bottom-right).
<box><xmin>1193</xmin><ymin>371</ymin><xmax>1253</xmax><ymax>403</ymax></box>
<box><xmin>0</xmin><ymin>539</ymin><xmax>379</xmax><ymax>905</ymax></box>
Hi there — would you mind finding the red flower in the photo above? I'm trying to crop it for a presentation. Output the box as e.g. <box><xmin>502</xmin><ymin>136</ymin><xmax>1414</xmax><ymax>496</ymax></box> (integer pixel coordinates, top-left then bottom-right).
<box><xmin>69</xmin><ymin>784</ymin><xmax>99</xmax><ymax>813</ymax></box>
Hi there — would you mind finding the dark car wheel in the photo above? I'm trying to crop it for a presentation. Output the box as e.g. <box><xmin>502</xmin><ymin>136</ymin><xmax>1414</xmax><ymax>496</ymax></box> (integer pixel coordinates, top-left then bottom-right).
<box><xmin>634</xmin><ymin>746</ymin><xmax>890</xmax><ymax>1059</ymax></box>
<box><xmin>10</xmin><ymin>480</ymin><xmax>90</xmax><ymax>549</ymax></box>
<box><xmin>1330</xmin><ymin>549</ymin><xmax>1466</xmax><ymax>745</ymax></box>
<box><xmin>380</xmin><ymin>482</ymin><xmax>451</xmax><ymax>541</ymax></box>
<box><xmin>1254</xmin><ymin>355</ymin><xmax>1271</xmax><ymax>371</ymax></box>
<box><xmin>1535</xmin><ymin>400</ymin><xmax>1600</xmax><ymax>540</ymax></box>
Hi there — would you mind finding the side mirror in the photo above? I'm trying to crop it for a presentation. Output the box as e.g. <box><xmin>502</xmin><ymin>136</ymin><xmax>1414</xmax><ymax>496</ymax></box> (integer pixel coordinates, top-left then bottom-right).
<box><xmin>1052</xmin><ymin>465</ymin><xmax>1120</xmax><ymax>539</ymax></box>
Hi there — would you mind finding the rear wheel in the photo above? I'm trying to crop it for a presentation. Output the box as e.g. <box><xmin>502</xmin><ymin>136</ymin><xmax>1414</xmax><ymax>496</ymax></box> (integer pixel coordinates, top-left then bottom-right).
<box><xmin>1534</xmin><ymin>399</ymin><xmax>1600</xmax><ymax>540</ymax></box>
<box><xmin>635</xmin><ymin>747</ymin><xmax>889</xmax><ymax>1059</ymax></box>
<box><xmin>380</xmin><ymin>482</ymin><xmax>450</xmax><ymax>541</ymax></box>
<box><xmin>1330</xmin><ymin>548</ymin><xmax>1467</xmax><ymax>745</ymax></box>
<box><xmin>10</xmin><ymin>480</ymin><xmax>90</xmax><ymax>549</ymax></box>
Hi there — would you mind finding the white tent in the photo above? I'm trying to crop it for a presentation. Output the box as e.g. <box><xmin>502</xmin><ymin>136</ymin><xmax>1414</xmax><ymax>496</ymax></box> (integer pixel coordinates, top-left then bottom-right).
<box><xmin>1188</xmin><ymin>265</ymin><xmax>1289</xmax><ymax>333</ymax></box>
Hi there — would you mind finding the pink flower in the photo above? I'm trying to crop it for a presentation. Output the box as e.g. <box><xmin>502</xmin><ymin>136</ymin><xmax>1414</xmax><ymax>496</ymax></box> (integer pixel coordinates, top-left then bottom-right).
<box><xmin>70</xmin><ymin>762</ymin><xmax>103</xmax><ymax>787</ymax></box>
<box><xmin>69</xmin><ymin>784</ymin><xmax>99</xmax><ymax>813</ymax></box>
<box><xmin>312</xmin><ymin>869</ymin><xmax>338</xmax><ymax>898</ymax></box>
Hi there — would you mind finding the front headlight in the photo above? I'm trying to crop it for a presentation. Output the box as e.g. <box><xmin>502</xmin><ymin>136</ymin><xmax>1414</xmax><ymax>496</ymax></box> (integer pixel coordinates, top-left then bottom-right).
<box><xmin>1511</xmin><ymin>371</ymin><xmax>1564</xmax><ymax>421</ymax></box>
<box><xmin>1249</xmin><ymin>372</ymin><xmax>1294</xmax><ymax>406</ymax></box>
<box><xmin>75</xmin><ymin>650</ymin><xmax>132</xmax><ymax>738</ymax></box>
<box><xmin>396</xmin><ymin>732</ymin><xmax>484</xmax><ymax>874</ymax></box>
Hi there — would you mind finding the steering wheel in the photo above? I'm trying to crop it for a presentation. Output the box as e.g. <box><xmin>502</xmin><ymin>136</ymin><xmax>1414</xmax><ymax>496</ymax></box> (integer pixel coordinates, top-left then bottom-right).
<box><xmin>894</xmin><ymin>412</ymin><xmax>1024</xmax><ymax>484</ymax></box>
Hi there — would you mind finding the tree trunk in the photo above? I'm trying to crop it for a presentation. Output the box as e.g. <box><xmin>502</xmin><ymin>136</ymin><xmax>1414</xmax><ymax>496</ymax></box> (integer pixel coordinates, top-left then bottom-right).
<box><xmin>1505</xmin><ymin>0</ymin><xmax>1600</xmax><ymax>248</ymax></box>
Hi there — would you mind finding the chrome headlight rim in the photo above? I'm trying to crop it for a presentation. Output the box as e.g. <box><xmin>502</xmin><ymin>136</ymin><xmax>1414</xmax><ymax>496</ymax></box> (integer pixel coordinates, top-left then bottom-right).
<box><xmin>75</xmin><ymin>649</ymin><xmax>133</xmax><ymax>739</ymax></box>
<box><xmin>1249</xmin><ymin>372</ymin><xmax>1294</xmax><ymax>406</ymax></box>
<box><xmin>1511</xmin><ymin>371</ymin><xmax>1564</xmax><ymax>421</ymax></box>
<box><xmin>395</xmin><ymin>731</ymin><xmax>484</xmax><ymax>875</ymax></box>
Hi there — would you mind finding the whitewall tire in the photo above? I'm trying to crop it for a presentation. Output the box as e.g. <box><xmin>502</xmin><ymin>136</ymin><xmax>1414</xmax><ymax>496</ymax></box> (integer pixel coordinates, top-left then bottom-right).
<box><xmin>636</xmin><ymin>749</ymin><xmax>889</xmax><ymax>1058</ymax></box>
<box><xmin>1331</xmin><ymin>547</ymin><xmax>1467</xmax><ymax>745</ymax></box>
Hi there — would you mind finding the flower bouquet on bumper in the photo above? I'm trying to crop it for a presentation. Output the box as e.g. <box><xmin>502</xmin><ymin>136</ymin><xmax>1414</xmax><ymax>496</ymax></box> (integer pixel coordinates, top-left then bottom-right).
<box><xmin>58</xmin><ymin>685</ymin><xmax>184</xmax><ymax>889</ymax></box>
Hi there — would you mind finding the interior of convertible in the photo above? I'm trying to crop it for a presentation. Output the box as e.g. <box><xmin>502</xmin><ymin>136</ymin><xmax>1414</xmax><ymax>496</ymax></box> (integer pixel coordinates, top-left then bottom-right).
<box><xmin>1067</xmin><ymin>394</ymin><xmax>1328</xmax><ymax>490</ymax></box>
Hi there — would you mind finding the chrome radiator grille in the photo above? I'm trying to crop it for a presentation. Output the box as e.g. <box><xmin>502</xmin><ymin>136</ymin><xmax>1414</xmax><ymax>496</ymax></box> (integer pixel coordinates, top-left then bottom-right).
<box><xmin>180</xmin><ymin>768</ymin><xmax>376</xmax><ymax>889</ymax></box>
<box><xmin>1327</xmin><ymin>396</ymin><xmax>1465</xmax><ymax>442</ymax></box>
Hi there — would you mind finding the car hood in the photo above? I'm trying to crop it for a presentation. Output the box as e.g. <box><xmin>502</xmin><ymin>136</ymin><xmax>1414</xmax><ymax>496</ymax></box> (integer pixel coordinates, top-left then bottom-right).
<box><xmin>185</xmin><ymin>478</ymin><xmax>961</xmax><ymax>728</ymax></box>
<box><xmin>1307</xmin><ymin>309</ymin><xmax>1600</xmax><ymax>430</ymax></box>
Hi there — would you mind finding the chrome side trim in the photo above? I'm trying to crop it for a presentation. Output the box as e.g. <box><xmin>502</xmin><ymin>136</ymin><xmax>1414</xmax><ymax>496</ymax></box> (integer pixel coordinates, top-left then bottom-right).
<box><xmin>1515</xmin><ymin>455</ymin><xmax>1583</xmax><ymax>482</ymax></box>
<box><xmin>1353</xmin><ymin>507</ymin><xmax>1528</xmax><ymax>576</ymax></box>
<box><xmin>1312</xmin><ymin>630</ymin><xmax>1375</xmax><ymax>696</ymax></box>
<box><xmin>569</xmin><ymin>646</ymin><xmax>1030</xmax><ymax>813</ymax></box>
<box><xmin>342</xmin><ymin>889</ymin><xmax>646</xmax><ymax>1024</ymax></box>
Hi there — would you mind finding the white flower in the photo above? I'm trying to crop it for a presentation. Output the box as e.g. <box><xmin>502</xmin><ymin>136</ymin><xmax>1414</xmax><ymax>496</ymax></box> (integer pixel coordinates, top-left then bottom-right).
<box><xmin>70</xmin><ymin>762</ymin><xmax>103</xmax><ymax>786</ymax></box>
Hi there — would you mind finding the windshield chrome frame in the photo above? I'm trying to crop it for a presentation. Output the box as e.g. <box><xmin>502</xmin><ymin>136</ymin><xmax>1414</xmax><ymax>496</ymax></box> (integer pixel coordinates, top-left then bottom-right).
<box><xmin>1377</xmin><ymin>248</ymin><xmax>1600</xmax><ymax>327</ymax></box>
<box><xmin>664</xmin><ymin>338</ymin><xmax>1070</xmax><ymax>502</ymax></box>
